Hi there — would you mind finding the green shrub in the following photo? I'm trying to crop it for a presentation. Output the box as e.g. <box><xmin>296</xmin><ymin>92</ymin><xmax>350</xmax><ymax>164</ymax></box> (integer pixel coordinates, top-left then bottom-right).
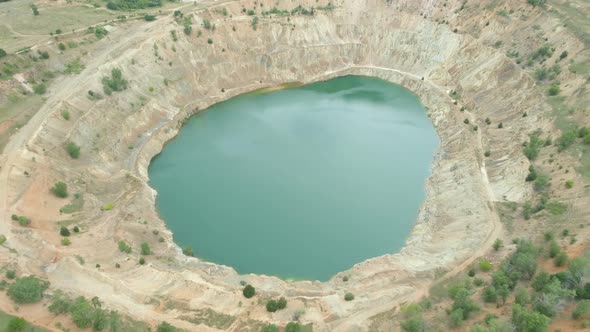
<box><xmin>51</xmin><ymin>181</ymin><xmax>68</xmax><ymax>198</ymax></box>
<box><xmin>58</xmin><ymin>43</ymin><xmax>66</xmax><ymax>51</ymax></box>
<box><xmin>515</xmin><ymin>288</ymin><xmax>530</xmax><ymax>306</ymax></box>
<box><xmin>479</xmin><ymin>259</ymin><xmax>493</xmax><ymax>272</ymax></box>
<box><xmin>102</xmin><ymin>68</ymin><xmax>128</xmax><ymax>95</ymax></box>
<box><xmin>61</xmin><ymin>110</ymin><xmax>71</xmax><ymax>120</ymax></box>
<box><xmin>139</xmin><ymin>257</ymin><xmax>145</xmax><ymax>265</ymax></box>
<box><xmin>7</xmin><ymin>276</ymin><xmax>49</xmax><ymax>304</ymax></box>
<box><xmin>106</xmin><ymin>0</ymin><xmax>161</xmax><ymax>10</ymax></box>
<box><xmin>523</xmin><ymin>132</ymin><xmax>543</xmax><ymax>160</ymax></box>
<box><xmin>547</xmin><ymin>83</ymin><xmax>560</xmax><ymax>96</ymax></box>
<box><xmin>140</xmin><ymin>242</ymin><xmax>151</xmax><ymax>255</ymax></box>
<box><xmin>493</xmin><ymin>239</ymin><xmax>503</xmax><ymax>251</ymax></box>
<box><xmin>266</xmin><ymin>299</ymin><xmax>278</xmax><ymax>312</ymax></box>
<box><xmin>565</xmin><ymin>180</ymin><xmax>574</xmax><ymax>189</ymax></box>
<box><xmin>344</xmin><ymin>293</ymin><xmax>354</xmax><ymax>301</ymax></box>
<box><xmin>157</xmin><ymin>321</ymin><xmax>181</xmax><ymax>332</ymax></box>
<box><xmin>544</xmin><ymin>232</ymin><xmax>554</xmax><ymax>242</ymax></box>
<box><xmin>73</xmin><ymin>226</ymin><xmax>80</xmax><ymax>233</ymax></box>
<box><xmin>144</xmin><ymin>14</ymin><xmax>156</xmax><ymax>21</ymax></box>
<box><xmin>60</xmin><ymin>226</ymin><xmax>71</xmax><ymax>237</ymax></box>
<box><xmin>554</xmin><ymin>251</ymin><xmax>568</xmax><ymax>267</ymax></box>
<box><xmin>449</xmin><ymin>308</ymin><xmax>464</xmax><ymax>327</ymax></box>
<box><xmin>0</xmin><ymin>48</ymin><xmax>7</xmax><ymax>58</ymax></box>
<box><xmin>182</xmin><ymin>246</ymin><xmax>193</xmax><ymax>256</ymax></box>
<box><xmin>285</xmin><ymin>322</ymin><xmax>303</xmax><ymax>332</ymax></box>
<box><xmin>533</xmin><ymin>174</ymin><xmax>550</xmax><ymax>192</ymax></box>
<box><xmin>33</xmin><ymin>83</ymin><xmax>46</xmax><ymax>94</ymax></box>
<box><xmin>207</xmin><ymin>38</ymin><xmax>213</xmax><ymax>44</ymax></box>
<box><xmin>101</xmin><ymin>203</ymin><xmax>114</xmax><ymax>211</ymax></box>
<box><xmin>482</xmin><ymin>286</ymin><xmax>497</xmax><ymax>303</ymax></box>
<box><xmin>118</xmin><ymin>240</ymin><xmax>132</xmax><ymax>254</ymax></box>
<box><xmin>573</xmin><ymin>300</ymin><xmax>590</xmax><ymax>319</ymax></box>
<box><xmin>242</xmin><ymin>284</ymin><xmax>255</xmax><ymax>298</ymax></box>
<box><xmin>12</xmin><ymin>215</ymin><xmax>31</xmax><ymax>226</ymax></box>
<box><xmin>473</xmin><ymin>278</ymin><xmax>484</xmax><ymax>287</ymax></box>
<box><xmin>48</xmin><ymin>290</ymin><xmax>73</xmax><ymax>314</ymax></box>
<box><xmin>277</xmin><ymin>297</ymin><xmax>287</xmax><ymax>309</ymax></box>
<box><xmin>94</xmin><ymin>26</ymin><xmax>108</xmax><ymax>39</ymax></box>
<box><xmin>557</xmin><ymin>129</ymin><xmax>577</xmax><ymax>151</ymax></box>
<box><xmin>66</xmin><ymin>142</ymin><xmax>80</xmax><ymax>158</ymax></box>
<box><xmin>512</xmin><ymin>304</ymin><xmax>550</xmax><ymax>332</ymax></box>
<box><xmin>549</xmin><ymin>240</ymin><xmax>561</xmax><ymax>258</ymax></box>
<box><xmin>61</xmin><ymin>237</ymin><xmax>71</xmax><ymax>246</ymax></box>
<box><xmin>7</xmin><ymin>317</ymin><xmax>27</xmax><ymax>332</ymax></box>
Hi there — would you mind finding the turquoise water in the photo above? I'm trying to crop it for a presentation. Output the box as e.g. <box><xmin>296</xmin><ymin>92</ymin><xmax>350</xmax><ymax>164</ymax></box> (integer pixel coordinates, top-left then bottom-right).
<box><xmin>148</xmin><ymin>76</ymin><xmax>438</xmax><ymax>281</ymax></box>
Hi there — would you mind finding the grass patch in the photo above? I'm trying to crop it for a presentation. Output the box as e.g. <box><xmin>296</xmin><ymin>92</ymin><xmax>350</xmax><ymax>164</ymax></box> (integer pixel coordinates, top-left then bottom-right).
<box><xmin>546</xmin><ymin>201</ymin><xmax>568</xmax><ymax>216</ymax></box>
<box><xmin>60</xmin><ymin>194</ymin><xmax>84</xmax><ymax>214</ymax></box>
<box><xmin>0</xmin><ymin>309</ymin><xmax>49</xmax><ymax>332</ymax></box>
<box><xmin>178</xmin><ymin>309</ymin><xmax>236</xmax><ymax>330</ymax></box>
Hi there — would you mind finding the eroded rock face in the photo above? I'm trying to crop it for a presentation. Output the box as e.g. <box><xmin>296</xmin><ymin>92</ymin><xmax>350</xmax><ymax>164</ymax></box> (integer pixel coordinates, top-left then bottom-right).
<box><xmin>0</xmin><ymin>0</ymin><xmax>555</xmax><ymax>330</ymax></box>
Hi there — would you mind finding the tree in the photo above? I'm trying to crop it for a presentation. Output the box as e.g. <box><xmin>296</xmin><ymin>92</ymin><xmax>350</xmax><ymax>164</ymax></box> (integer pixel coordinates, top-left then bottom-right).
<box><xmin>7</xmin><ymin>317</ymin><xmax>27</xmax><ymax>332</ymax></box>
<box><xmin>344</xmin><ymin>293</ymin><xmax>355</xmax><ymax>301</ymax></box>
<box><xmin>7</xmin><ymin>276</ymin><xmax>49</xmax><ymax>304</ymax></box>
<box><xmin>0</xmin><ymin>48</ymin><xmax>7</xmax><ymax>58</ymax></box>
<box><xmin>512</xmin><ymin>304</ymin><xmax>550</xmax><ymax>332</ymax></box>
<box><xmin>66</xmin><ymin>142</ymin><xmax>80</xmax><ymax>158</ymax></box>
<box><xmin>452</xmin><ymin>288</ymin><xmax>479</xmax><ymax>319</ymax></box>
<box><xmin>51</xmin><ymin>181</ymin><xmax>68</xmax><ymax>198</ymax></box>
<box><xmin>242</xmin><ymin>284</ymin><xmax>255</xmax><ymax>298</ymax></box>
<box><xmin>48</xmin><ymin>290</ymin><xmax>73</xmax><ymax>314</ymax></box>
<box><xmin>534</xmin><ymin>279</ymin><xmax>575</xmax><ymax>317</ymax></box>
<box><xmin>58</xmin><ymin>43</ymin><xmax>66</xmax><ymax>51</ymax></box>
<box><xmin>71</xmin><ymin>296</ymin><xmax>94</xmax><ymax>328</ymax></box>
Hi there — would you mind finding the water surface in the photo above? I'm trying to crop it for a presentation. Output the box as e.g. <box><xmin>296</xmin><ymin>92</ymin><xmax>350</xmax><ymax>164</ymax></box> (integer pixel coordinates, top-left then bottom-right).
<box><xmin>149</xmin><ymin>76</ymin><xmax>438</xmax><ymax>281</ymax></box>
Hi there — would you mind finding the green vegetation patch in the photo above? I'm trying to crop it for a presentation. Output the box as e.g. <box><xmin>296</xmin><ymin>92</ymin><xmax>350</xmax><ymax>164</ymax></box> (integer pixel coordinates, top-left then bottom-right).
<box><xmin>60</xmin><ymin>193</ymin><xmax>84</xmax><ymax>214</ymax></box>
<box><xmin>178</xmin><ymin>308</ymin><xmax>236</xmax><ymax>330</ymax></box>
<box><xmin>106</xmin><ymin>0</ymin><xmax>161</xmax><ymax>10</ymax></box>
